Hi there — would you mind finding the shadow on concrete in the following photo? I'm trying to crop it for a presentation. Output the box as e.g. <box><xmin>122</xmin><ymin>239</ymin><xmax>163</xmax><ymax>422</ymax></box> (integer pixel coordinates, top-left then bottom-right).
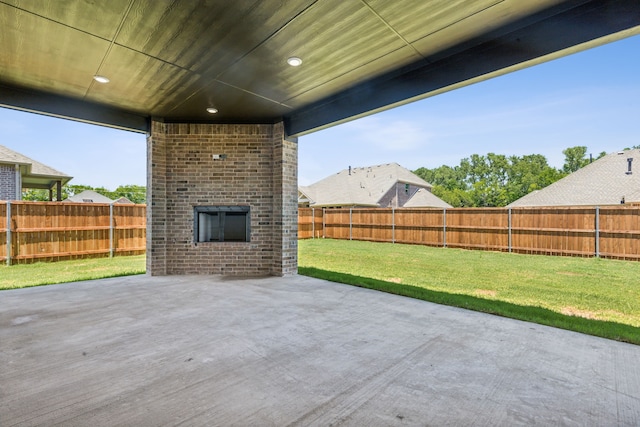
<box><xmin>1</xmin><ymin>274</ymin><xmax>639</xmax><ymax>425</ymax></box>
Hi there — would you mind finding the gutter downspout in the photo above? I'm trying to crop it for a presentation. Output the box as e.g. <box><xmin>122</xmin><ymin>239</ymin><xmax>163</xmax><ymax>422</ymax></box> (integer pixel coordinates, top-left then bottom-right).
<box><xmin>6</xmin><ymin>202</ymin><xmax>11</xmax><ymax>266</ymax></box>
<box><xmin>14</xmin><ymin>164</ymin><xmax>21</xmax><ymax>200</ymax></box>
<box><xmin>395</xmin><ymin>184</ymin><xmax>399</xmax><ymax>208</ymax></box>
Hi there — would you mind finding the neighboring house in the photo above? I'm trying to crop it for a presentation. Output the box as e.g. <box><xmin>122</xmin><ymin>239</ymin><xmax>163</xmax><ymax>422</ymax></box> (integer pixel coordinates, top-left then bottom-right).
<box><xmin>299</xmin><ymin>163</ymin><xmax>452</xmax><ymax>208</ymax></box>
<box><xmin>403</xmin><ymin>188</ymin><xmax>452</xmax><ymax>208</ymax></box>
<box><xmin>65</xmin><ymin>190</ymin><xmax>133</xmax><ymax>204</ymax></box>
<box><xmin>113</xmin><ymin>196</ymin><xmax>135</xmax><ymax>204</ymax></box>
<box><xmin>0</xmin><ymin>144</ymin><xmax>72</xmax><ymax>201</ymax></box>
<box><xmin>509</xmin><ymin>149</ymin><xmax>640</xmax><ymax>207</ymax></box>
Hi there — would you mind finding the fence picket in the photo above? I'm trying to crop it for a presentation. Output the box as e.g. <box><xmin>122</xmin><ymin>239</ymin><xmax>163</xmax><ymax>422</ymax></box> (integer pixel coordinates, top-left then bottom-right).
<box><xmin>297</xmin><ymin>206</ymin><xmax>640</xmax><ymax>261</ymax></box>
<box><xmin>1</xmin><ymin>201</ymin><xmax>146</xmax><ymax>264</ymax></box>
<box><xmin>4</xmin><ymin>204</ymin><xmax>639</xmax><ymax>263</ymax></box>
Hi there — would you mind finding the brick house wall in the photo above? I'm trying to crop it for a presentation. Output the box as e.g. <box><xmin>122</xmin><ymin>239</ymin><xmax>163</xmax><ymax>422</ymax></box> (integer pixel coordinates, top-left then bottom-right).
<box><xmin>0</xmin><ymin>165</ymin><xmax>17</xmax><ymax>200</ymax></box>
<box><xmin>147</xmin><ymin>120</ymin><xmax>297</xmax><ymax>276</ymax></box>
<box><xmin>378</xmin><ymin>183</ymin><xmax>428</xmax><ymax>208</ymax></box>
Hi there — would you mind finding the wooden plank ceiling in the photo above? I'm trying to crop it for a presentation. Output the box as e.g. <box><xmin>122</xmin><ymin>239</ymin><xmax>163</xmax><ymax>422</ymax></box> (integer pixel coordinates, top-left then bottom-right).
<box><xmin>0</xmin><ymin>0</ymin><xmax>638</xmax><ymax>135</ymax></box>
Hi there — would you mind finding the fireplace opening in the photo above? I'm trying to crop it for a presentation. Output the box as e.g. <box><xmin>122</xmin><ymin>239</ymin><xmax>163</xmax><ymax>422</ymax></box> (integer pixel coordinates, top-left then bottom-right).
<box><xmin>194</xmin><ymin>206</ymin><xmax>250</xmax><ymax>243</ymax></box>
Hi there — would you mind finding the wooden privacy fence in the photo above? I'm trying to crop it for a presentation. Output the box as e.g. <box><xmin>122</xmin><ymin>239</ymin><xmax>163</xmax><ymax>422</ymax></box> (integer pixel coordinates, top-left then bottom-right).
<box><xmin>298</xmin><ymin>206</ymin><xmax>640</xmax><ymax>260</ymax></box>
<box><xmin>0</xmin><ymin>201</ymin><xmax>146</xmax><ymax>265</ymax></box>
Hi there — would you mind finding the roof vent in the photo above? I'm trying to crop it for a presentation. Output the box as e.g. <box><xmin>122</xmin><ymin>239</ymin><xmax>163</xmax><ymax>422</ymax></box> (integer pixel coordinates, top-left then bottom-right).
<box><xmin>626</xmin><ymin>158</ymin><xmax>633</xmax><ymax>175</ymax></box>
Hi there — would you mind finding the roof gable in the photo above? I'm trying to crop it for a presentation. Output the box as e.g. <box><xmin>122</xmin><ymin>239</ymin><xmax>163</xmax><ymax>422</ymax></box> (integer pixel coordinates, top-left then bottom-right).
<box><xmin>0</xmin><ymin>144</ymin><xmax>72</xmax><ymax>189</ymax></box>
<box><xmin>301</xmin><ymin>163</ymin><xmax>434</xmax><ymax>207</ymax></box>
<box><xmin>404</xmin><ymin>188</ymin><xmax>453</xmax><ymax>208</ymax></box>
<box><xmin>65</xmin><ymin>190</ymin><xmax>113</xmax><ymax>204</ymax></box>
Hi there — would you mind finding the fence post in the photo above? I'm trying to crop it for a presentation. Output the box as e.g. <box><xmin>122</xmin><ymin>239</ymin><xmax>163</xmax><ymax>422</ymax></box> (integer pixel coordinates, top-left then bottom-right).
<box><xmin>349</xmin><ymin>207</ymin><xmax>353</xmax><ymax>240</ymax></box>
<box><xmin>595</xmin><ymin>206</ymin><xmax>600</xmax><ymax>258</ymax></box>
<box><xmin>392</xmin><ymin>207</ymin><xmax>395</xmax><ymax>244</ymax></box>
<box><xmin>109</xmin><ymin>204</ymin><xmax>114</xmax><ymax>258</ymax></box>
<box><xmin>322</xmin><ymin>208</ymin><xmax>325</xmax><ymax>238</ymax></box>
<box><xmin>508</xmin><ymin>207</ymin><xmax>512</xmax><ymax>253</ymax></box>
<box><xmin>311</xmin><ymin>208</ymin><xmax>315</xmax><ymax>239</ymax></box>
<box><xmin>443</xmin><ymin>208</ymin><xmax>447</xmax><ymax>248</ymax></box>
<box><xmin>6</xmin><ymin>202</ymin><xmax>11</xmax><ymax>266</ymax></box>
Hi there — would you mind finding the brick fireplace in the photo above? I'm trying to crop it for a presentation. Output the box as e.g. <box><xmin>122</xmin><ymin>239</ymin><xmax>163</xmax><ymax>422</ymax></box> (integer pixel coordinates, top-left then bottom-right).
<box><xmin>146</xmin><ymin>120</ymin><xmax>297</xmax><ymax>276</ymax></box>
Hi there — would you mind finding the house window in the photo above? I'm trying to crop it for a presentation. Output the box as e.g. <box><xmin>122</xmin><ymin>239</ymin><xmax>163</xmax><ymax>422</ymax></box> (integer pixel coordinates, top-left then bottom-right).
<box><xmin>194</xmin><ymin>206</ymin><xmax>250</xmax><ymax>243</ymax></box>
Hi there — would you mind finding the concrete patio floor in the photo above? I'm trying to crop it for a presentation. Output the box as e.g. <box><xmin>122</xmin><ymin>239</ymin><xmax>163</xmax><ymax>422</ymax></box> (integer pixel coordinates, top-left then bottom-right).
<box><xmin>1</xmin><ymin>274</ymin><xmax>639</xmax><ymax>426</ymax></box>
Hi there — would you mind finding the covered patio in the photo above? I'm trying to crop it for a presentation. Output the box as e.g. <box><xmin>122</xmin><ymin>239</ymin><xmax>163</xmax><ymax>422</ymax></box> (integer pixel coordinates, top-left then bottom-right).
<box><xmin>2</xmin><ymin>3</ymin><xmax>640</xmax><ymax>424</ymax></box>
<box><xmin>2</xmin><ymin>275</ymin><xmax>638</xmax><ymax>425</ymax></box>
<box><xmin>1</xmin><ymin>1</ymin><xmax>640</xmax><ymax>276</ymax></box>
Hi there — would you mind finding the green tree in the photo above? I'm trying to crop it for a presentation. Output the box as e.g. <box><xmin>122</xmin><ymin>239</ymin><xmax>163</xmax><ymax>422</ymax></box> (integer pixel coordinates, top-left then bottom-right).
<box><xmin>66</xmin><ymin>184</ymin><xmax>147</xmax><ymax>203</ymax></box>
<box><xmin>562</xmin><ymin>146</ymin><xmax>590</xmax><ymax>173</ymax></box>
<box><xmin>456</xmin><ymin>153</ymin><xmax>512</xmax><ymax>207</ymax></box>
<box><xmin>415</xmin><ymin>165</ymin><xmax>471</xmax><ymax>206</ymax></box>
<box><xmin>22</xmin><ymin>184</ymin><xmax>146</xmax><ymax>204</ymax></box>
<box><xmin>22</xmin><ymin>187</ymin><xmax>72</xmax><ymax>201</ymax></box>
<box><xmin>112</xmin><ymin>185</ymin><xmax>147</xmax><ymax>204</ymax></box>
<box><xmin>506</xmin><ymin>154</ymin><xmax>565</xmax><ymax>202</ymax></box>
<box><xmin>562</xmin><ymin>146</ymin><xmax>607</xmax><ymax>173</ymax></box>
<box><xmin>414</xmin><ymin>146</ymin><xmax>614</xmax><ymax>207</ymax></box>
<box><xmin>414</xmin><ymin>165</ymin><xmax>463</xmax><ymax>191</ymax></box>
<box><xmin>66</xmin><ymin>184</ymin><xmax>95</xmax><ymax>197</ymax></box>
<box><xmin>22</xmin><ymin>189</ymin><xmax>51</xmax><ymax>201</ymax></box>
<box><xmin>414</xmin><ymin>151</ymin><xmax>565</xmax><ymax>207</ymax></box>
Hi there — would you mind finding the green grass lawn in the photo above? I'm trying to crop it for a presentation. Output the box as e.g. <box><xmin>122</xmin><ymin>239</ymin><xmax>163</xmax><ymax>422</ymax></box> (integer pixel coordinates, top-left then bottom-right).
<box><xmin>0</xmin><ymin>255</ymin><xmax>146</xmax><ymax>290</ymax></box>
<box><xmin>298</xmin><ymin>239</ymin><xmax>640</xmax><ymax>344</ymax></box>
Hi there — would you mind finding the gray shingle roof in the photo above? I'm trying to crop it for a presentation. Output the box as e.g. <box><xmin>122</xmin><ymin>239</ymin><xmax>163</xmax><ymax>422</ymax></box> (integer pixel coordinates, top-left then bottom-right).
<box><xmin>65</xmin><ymin>190</ymin><xmax>114</xmax><ymax>204</ymax></box>
<box><xmin>404</xmin><ymin>188</ymin><xmax>452</xmax><ymax>208</ymax></box>
<box><xmin>0</xmin><ymin>144</ymin><xmax>71</xmax><ymax>178</ymax></box>
<box><xmin>300</xmin><ymin>163</ymin><xmax>444</xmax><ymax>207</ymax></box>
<box><xmin>0</xmin><ymin>144</ymin><xmax>72</xmax><ymax>189</ymax></box>
<box><xmin>508</xmin><ymin>149</ymin><xmax>640</xmax><ymax>207</ymax></box>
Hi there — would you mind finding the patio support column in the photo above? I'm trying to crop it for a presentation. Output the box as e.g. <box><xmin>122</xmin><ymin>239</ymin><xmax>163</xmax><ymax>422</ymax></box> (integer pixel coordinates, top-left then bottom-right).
<box><xmin>271</xmin><ymin>122</ymin><xmax>298</xmax><ymax>276</ymax></box>
<box><xmin>146</xmin><ymin>119</ymin><xmax>168</xmax><ymax>275</ymax></box>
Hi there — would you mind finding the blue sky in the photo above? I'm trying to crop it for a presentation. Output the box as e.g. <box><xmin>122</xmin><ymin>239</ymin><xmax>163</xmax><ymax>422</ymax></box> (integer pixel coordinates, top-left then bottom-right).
<box><xmin>1</xmin><ymin>34</ymin><xmax>638</xmax><ymax>189</ymax></box>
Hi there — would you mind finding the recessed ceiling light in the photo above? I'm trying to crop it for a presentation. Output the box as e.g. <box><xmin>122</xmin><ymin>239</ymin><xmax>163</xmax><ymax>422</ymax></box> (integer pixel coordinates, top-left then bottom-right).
<box><xmin>93</xmin><ymin>75</ymin><xmax>110</xmax><ymax>84</ymax></box>
<box><xmin>287</xmin><ymin>57</ymin><xmax>302</xmax><ymax>67</ymax></box>
<box><xmin>206</xmin><ymin>107</ymin><xmax>218</xmax><ymax>114</ymax></box>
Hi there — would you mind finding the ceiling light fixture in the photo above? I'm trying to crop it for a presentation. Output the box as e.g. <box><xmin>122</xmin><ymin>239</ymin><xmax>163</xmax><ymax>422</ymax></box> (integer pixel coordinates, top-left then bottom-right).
<box><xmin>206</xmin><ymin>107</ymin><xmax>218</xmax><ymax>114</ymax></box>
<box><xmin>287</xmin><ymin>57</ymin><xmax>303</xmax><ymax>67</ymax></box>
<box><xmin>93</xmin><ymin>75</ymin><xmax>110</xmax><ymax>84</ymax></box>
